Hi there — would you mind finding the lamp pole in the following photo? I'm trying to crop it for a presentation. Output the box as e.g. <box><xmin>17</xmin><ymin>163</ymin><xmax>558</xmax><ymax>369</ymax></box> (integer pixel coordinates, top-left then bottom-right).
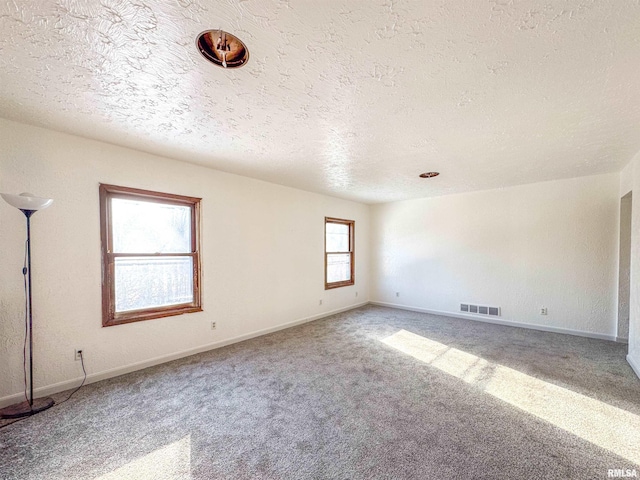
<box><xmin>25</xmin><ymin>209</ymin><xmax>34</xmax><ymax>407</ymax></box>
<box><xmin>0</xmin><ymin>193</ymin><xmax>55</xmax><ymax>419</ymax></box>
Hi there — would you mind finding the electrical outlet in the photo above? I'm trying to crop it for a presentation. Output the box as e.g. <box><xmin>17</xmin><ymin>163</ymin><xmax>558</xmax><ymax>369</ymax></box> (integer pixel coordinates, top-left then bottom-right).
<box><xmin>396</xmin><ymin>292</ymin><xmax>400</xmax><ymax>297</ymax></box>
<box><xmin>319</xmin><ymin>299</ymin><xmax>323</xmax><ymax>306</ymax></box>
<box><xmin>540</xmin><ymin>307</ymin><xmax>548</xmax><ymax>315</ymax></box>
<box><xmin>211</xmin><ymin>322</ymin><xmax>216</xmax><ymax>330</ymax></box>
<box><xmin>74</xmin><ymin>349</ymin><xmax>83</xmax><ymax>361</ymax></box>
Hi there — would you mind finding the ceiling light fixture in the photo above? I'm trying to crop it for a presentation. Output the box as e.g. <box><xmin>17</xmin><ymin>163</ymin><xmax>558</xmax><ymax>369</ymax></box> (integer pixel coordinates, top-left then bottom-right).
<box><xmin>196</xmin><ymin>29</ymin><xmax>249</xmax><ymax>69</ymax></box>
<box><xmin>419</xmin><ymin>172</ymin><xmax>440</xmax><ymax>178</ymax></box>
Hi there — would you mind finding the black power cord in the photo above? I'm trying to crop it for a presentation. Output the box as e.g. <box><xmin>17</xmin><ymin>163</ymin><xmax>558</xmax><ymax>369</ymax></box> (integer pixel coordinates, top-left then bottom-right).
<box><xmin>56</xmin><ymin>351</ymin><xmax>87</xmax><ymax>406</ymax></box>
<box><xmin>0</xmin><ymin>353</ymin><xmax>87</xmax><ymax>430</ymax></box>
<box><xmin>0</xmin><ymin>243</ymin><xmax>30</xmax><ymax>430</ymax></box>
<box><xmin>0</xmin><ymin>241</ymin><xmax>88</xmax><ymax>429</ymax></box>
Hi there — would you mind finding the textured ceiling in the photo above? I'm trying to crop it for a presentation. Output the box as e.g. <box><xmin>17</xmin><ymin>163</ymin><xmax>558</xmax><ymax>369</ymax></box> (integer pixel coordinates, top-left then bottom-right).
<box><xmin>1</xmin><ymin>1</ymin><xmax>640</xmax><ymax>203</ymax></box>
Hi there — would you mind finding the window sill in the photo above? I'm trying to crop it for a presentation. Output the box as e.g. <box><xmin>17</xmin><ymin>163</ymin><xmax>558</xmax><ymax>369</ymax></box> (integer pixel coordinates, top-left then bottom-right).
<box><xmin>325</xmin><ymin>280</ymin><xmax>355</xmax><ymax>290</ymax></box>
<box><xmin>103</xmin><ymin>305</ymin><xmax>203</xmax><ymax>327</ymax></box>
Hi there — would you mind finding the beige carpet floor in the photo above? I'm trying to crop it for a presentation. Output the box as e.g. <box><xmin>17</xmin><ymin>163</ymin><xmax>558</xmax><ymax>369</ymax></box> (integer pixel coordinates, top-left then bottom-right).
<box><xmin>1</xmin><ymin>305</ymin><xmax>639</xmax><ymax>479</ymax></box>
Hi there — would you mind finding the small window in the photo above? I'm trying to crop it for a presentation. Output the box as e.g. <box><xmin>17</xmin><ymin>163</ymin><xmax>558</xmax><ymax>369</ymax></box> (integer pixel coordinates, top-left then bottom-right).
<box><xmin>325</xmin><ymin>217</ymin><xmax>355</xmax><ymax>289</ymax></box>
<box><xmin>100</xmin><ymin>184</ymin><xmax>202</xmax><ymax>326</ymax></box>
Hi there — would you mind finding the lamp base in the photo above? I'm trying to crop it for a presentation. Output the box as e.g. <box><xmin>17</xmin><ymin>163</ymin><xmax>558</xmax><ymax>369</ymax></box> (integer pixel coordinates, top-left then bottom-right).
<box><xmin>0</xmin><ymin>397</ymin><xmax>55</xmax><ymax>419</ymax></box>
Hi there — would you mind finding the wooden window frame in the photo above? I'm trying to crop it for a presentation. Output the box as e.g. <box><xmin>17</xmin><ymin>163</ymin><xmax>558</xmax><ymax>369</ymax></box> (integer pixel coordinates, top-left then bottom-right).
<box><xmin>325</xmin><ymin>217</ymin><xmax>355</xmax><ymax>290</ymax></box>
<box><xmin>100</xmin><ymin>184</ymin><xmax>202</xmax><ymax>327</ymax></box>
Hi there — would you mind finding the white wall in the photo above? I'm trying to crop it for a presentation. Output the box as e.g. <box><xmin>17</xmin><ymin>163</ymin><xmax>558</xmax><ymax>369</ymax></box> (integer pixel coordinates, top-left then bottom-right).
<box><xmin>0</xmin><ymin>119</ymin><xmax>370</xmax><ymax>404</ymax></box>
<box><xmin>370</xmin><ymin>173</ymin><xmax>621</xmax><ymax>340</ymax></box>
<box><xmin>620</xmin><ymin>158</ymin><xmax>640</xmax><ymax>378</ymax></box>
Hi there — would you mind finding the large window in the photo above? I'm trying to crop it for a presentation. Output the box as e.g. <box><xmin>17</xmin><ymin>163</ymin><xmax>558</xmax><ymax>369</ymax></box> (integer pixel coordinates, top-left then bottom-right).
<box><xmin>100</xmin><ymin>184</ymin><xmax>202</xmax><ymax>327</ymax></box>
<box><xmin>325</xmin><ymin>217</ymin><xmax>355</xmax><ymax>289</ymax></box>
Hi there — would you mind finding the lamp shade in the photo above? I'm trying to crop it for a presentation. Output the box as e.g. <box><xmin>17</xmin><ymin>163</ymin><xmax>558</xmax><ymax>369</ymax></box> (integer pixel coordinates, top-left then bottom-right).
<box><xmin>1</xmin><ymin>192</ymin><xmax>53</xmax><ymax>211</ymax></box>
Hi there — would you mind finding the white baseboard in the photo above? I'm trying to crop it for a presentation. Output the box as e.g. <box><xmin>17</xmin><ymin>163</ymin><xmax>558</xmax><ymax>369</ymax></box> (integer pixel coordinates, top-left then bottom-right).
<box><xmin>628</xmin><ymin>353</ymin><xmax>640</xmax><ymax>380</ymax></box>
<box><xmin>0</xmin><ymin>302</ymin><xmax>368</xmax><ymax>409</ymax></box>
<box><xmin>369</xmin><ymin>301</ymin><xmax>618</xmax><ymax>342</ymax></box>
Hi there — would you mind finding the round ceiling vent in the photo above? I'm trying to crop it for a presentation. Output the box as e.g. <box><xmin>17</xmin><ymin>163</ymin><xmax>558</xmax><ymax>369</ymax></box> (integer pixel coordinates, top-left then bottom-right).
<box><xmin>419</xmin><ymin>172</ymin><xmax>440</xmax><ymax>178</ymax></box>
<box><xmin>196</xmin><ymin>30</ymin><xmax>249</xmax><ymax>69</ymax></box>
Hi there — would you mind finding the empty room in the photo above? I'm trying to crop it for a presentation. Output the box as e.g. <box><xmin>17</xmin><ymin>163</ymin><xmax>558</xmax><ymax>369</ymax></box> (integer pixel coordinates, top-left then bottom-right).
<box><xmin>1</xmin><ymin>1</ymin><xmax>639</xmax><ymax>479</ymax></box>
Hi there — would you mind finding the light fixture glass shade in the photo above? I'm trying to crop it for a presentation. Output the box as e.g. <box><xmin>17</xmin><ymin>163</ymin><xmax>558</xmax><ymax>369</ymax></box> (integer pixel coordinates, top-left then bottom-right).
<box><xmin>1</xmin><ymin>192</ymin><xmax>53</xmax><ymax>211</ymax></box>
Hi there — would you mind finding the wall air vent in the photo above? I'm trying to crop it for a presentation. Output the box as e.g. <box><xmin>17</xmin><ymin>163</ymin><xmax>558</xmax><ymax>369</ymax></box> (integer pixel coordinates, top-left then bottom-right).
<box><xmin>461</xmin><ymin>303</ymin><xmax>500</xmax><ymax>316</ymax></box>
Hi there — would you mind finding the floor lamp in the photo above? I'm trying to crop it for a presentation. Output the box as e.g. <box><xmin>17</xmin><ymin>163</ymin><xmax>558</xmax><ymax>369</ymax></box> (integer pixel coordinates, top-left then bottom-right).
<box><xmin>0</xmin><ymin>192</ymin><xmax>55</xmax><ymax>419</ymax></box>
